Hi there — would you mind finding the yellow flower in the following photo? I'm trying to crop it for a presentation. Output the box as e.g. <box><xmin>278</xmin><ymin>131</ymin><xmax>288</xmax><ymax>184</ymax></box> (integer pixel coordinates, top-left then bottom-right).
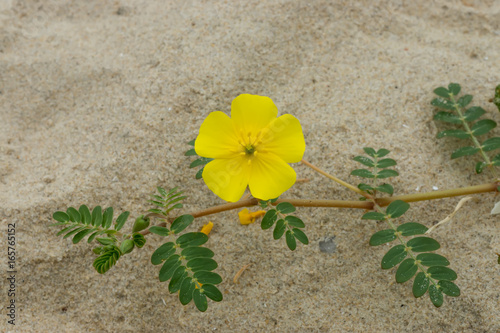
<box><xmin>195</xmin><ymin>94</ymin><xmax>306</xmax><ymax>202</ymax></box>
<box><xmin>238</xmin><ymin>208</ymin><xmax>266</xmax><ymax>225</ymax></box>
<box><xmin>200</xmin><ymin>221</ymin><xmax>213</xmax><ymax>235</ymax></box>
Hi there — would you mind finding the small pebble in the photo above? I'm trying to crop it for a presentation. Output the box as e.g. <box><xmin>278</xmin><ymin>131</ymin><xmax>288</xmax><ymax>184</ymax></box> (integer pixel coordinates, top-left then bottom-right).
<box><xmin>319</xmin><ymin>236</ymin><xmax>337</xmax><ymax>254</ymax></box>
<box><xmin>42</xmin><ymin>175</ymin><xmax>55</xmax><ymax>183</ymax></box>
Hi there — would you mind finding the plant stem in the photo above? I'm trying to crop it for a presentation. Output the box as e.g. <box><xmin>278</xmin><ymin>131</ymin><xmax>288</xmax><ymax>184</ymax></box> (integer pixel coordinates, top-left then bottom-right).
<box><xmin>301</xmin><ymin>159</ymin><xmax>372</xmax><ymax>198</ymax></box>
<box><xmin>141</xmin><ymin>182</ymin><xmax>498</xmax><ymax>235</ymax></box>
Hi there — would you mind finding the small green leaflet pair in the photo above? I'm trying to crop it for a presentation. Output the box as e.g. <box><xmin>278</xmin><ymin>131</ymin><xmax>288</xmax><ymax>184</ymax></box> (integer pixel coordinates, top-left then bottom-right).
<box><xmin>149</xmin><ymin>214</ymin><xmax>223</xmax><ymax>312</ymax></box>
<box><xmin>432</xmin><ymin>83</ymin><xmax>500</xmax><ymax>173</ymax></box>
<box><xmin>363</xmin><ymin>200</ymin><xmax>459</xmax><ymax>307</ymax></box>
<box><xmin>259</xmin><ymin>201</ymin><xmax>309</xmax><ymax>251</ymax></box>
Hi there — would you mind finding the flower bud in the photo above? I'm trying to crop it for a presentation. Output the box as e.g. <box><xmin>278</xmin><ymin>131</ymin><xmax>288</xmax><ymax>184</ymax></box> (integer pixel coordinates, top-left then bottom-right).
<box><xmin>132</xmin><ymin>215</ymin><xmax>150</xmax><ymax>233</ymax></box>
<box><xmin>120</xmin><ymin>239</ymin><xmax>135</xmax><ymax>254</ymax></box>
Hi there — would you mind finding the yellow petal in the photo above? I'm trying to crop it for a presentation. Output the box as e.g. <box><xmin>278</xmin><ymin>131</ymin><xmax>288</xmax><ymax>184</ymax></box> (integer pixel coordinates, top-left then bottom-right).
<box><xmin>231</xmin><ymin>94</ymin><xmax>278</xmax><ymax>137</ymax></box>
<box><xmin>195</xmin><ymin>111</ymin><xmax>240</xmax><ymax>159</ymax></box>
<box><xmin>238</xmin><ymin>208</ymin><xmax>253</xmax><ymax>225</ymax></box>
<box><xmin>202</xmin><ymin>156</ymin><xmax>250</xmax><ymax>202</ymax></box>
<box><xmin>200</xmin><ymin>222</ymin><xmax>214</xmax><ymax>235</ymax></box>
<box><xmin>248</xmin><ymin>152</ymin><xmax>296</xmax><ymax>200</ymax></box>
<box><xmin>259</xmin><ymin>114</ymin><xmax>306</xmax><ymax>163</ymax></box>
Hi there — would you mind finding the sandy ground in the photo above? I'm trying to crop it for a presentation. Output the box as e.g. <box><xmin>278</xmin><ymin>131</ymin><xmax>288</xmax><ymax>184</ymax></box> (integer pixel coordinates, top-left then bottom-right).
<box><xmin>1</xmin><ymin>0</ymin><xmax>500</xmax><ymax>332</ymax></box>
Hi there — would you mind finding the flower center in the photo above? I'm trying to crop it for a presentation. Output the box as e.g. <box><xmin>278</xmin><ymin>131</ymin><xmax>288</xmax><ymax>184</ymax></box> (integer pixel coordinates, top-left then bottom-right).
<box><xmin>244</xmin><ymin>144</ymin><xmax>256</xmax><ymax>155</ymax></box>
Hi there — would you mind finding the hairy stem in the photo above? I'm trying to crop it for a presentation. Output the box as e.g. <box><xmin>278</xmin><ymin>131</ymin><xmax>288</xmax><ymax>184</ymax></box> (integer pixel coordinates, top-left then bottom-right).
<box><xmin>141</xmin><ymin>182</ymin><xmax>498</xmax><ymax>235</ymax></box>
<box><xmin>301</xmin><ymin>159</ymin><xmax>372</xmax><ymax>198</ymax></box>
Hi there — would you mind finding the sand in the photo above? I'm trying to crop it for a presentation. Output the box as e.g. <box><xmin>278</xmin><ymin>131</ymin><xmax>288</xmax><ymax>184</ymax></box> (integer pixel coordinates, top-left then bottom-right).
<box><xmin>1</xmin><ymin>0</ymin><xmax>500</xmax><ymax>332</ymax></box>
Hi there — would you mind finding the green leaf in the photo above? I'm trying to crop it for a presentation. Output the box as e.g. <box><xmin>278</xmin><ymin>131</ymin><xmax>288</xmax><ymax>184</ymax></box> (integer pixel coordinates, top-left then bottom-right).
<box><xmin>464</xmin><ymin>106</ymin><xmax>485</xmax><ymax>121</ymax></box>
<box><xmin>53</xmin><ymin>211</ymin><xmax>70</xmax><ymax>223</ymax></box>
<box><xmin>351</xmin><ymin>169</ymin><xmax>374</xmax><ymax>178</ymax></box>
<box><xmin>471</xmin><ymin>119</ymin><xmax>496</xmax><ymax>136</ymax></box>
<box><xmin>187</xmin><ymin>139</ymin><xmax>195</xmax><ymax>146</ymax></box>
<box><xmin>493</xmin><ymin>154</ymin><xmax>500</xmax><ymax>166</ymax></box>
<box><xmin>176</xmin><ymin>232</ymin><xmax>208</xmax><ymax>248</ymax></box>
<box><xmin>93</xmin><ymin>246</ymin><xmax>120</xmax><ymax>274</ymax></box>
<box><xmin>376</xmin><ymin>158</ymin><xmax>397</xmax><ymax>168</ymax></box>
<box><xmin>87</xmin><ymin>231</ymin><xmax>101</xmax><ymax>243</ymax></box>
<box><xmin>79</xmin><ymin>205</ymin><xmax>92</xmax><ymax>225</ymax></box>
<box><xmin>431</xmin><ymin>98</ymin><xmax>455</xmax><ymax>111</ymax></box>
<box><xmin>376</xmin><ymin>184</ymin><xmax>394</xmax><ymax>195</ymax></box>
<box><xmin>427</xmin><ymin>266</ymin><xmax>457</xmax><ymax>281</ymax></box>
<box><xmin>151</xmin><ymin>242</ymin><xmax>176</xmax><ymax>265</ymax></box>
<box><xmin>381</xmin><ymin>245</ymin><xmax>407</xmax><ymax>269</ymax></box>
<box><xmin>169</xmin><ymin>266</ymin><xmax>187</xmax><ymax>293</ymax></box>
<box><xmin>96</xmin><ymin>237</ymin><xmax>115</xmax><ymax>246</ymax></box>
<box><xmin>433</xmin><ymin>111</ymin><xmax>461</xmax><ymax>124</ymax></box>
<box><xmin>457</xmin><ymin>94</ymin><xmax>473</xmax><ymax>107</ymax></box>
<box><xmin>476</xmin><ymin>161</ymin><xmax>486</xmax><ymax>174</ymax></box>
<box><xmin>149</xmin><ymin>226</ymin><xmax>170</xmax><ymax>236</ymax></box>
<box><xmin>159</xmin><ymin>255</ymin><xmax>181</xmax><ymax>282</ymax></box>
<box><xmin>436</xmin><ymin>129</ymin><xmax>469</xmax><ymax>139</ymax></box>
<box><xmin>261</xmin><ymin>210</ymin><xmax>277</xmax><ymax>230</ymax></box>
<box><xmin>376</xmin><ymin>149</ymin><xmax>390</xmax><ymax>158</ymax></box>
<box><xmin>376</xmin><ymin>169</ymin><xmax>399</xmax><ymax>179</ymax></box>
<box><xmin>412</xmin><ymin>272</ymin><xmax>429</xmax><ymax>298</ymax></box>
<box><xmin>195</xmin><ymin>167</ymin><xmax>204</xmax><ymax>179</ymax></box>
<box><xmin>361</xmin><ymin>212</ymin><xmax>386</xmax><ymax>221</ymax></box>
<box><xmin>102</xmin><ymin>207</ymin><xmax>113</xmax><ymax>229</ymax></box>
<box><xmin>429</xmin><ymin>284</ymin><xmax>443</xmax><ymax>307</ymax></box>
<box><xmin>63</xmin><ymin>226</ymin><xmax>87</xmax><ymax>239</ymax></box>
<box><xmin>194</xmin><ymin>271</ymin><xmax>222</xmax><ymax>285</ymax></box>
<box><xmin>286</xmin><ymin>230</ymin><xmax>297</xmax><ymax>251</ymax></box>
<box><xmin>369</xmin><ymin>229</ymin><xmax>396</xmax><ymax>246</ymax></box>
<box><xmin>132</xmin><ymin>233</ymin><xmax>146</xmax><ymax>248</ymax></box>
<box><xmin>495</xmin><ymin>84</ymin><xmax>500</xmax><ymax>112</ymax></box>
<box><xmin>171</xmin><ymin>215</ymin><xmax>194</xmax><ymax>234</ymax></box>
<box><xmin>276</xmin><ymin>202</ymin><xmax>295</xmax><ymax>214</ymax></box>
<box><xmin>353</xmin><ymin>156</ymin><xmax>374</xmax><ymax>167</ymax></box>
<box><xmin>386</xmin><ymin>200</ymin><xmax>410</xmax><ymax>218</ymax></box>
<box><xmin>72</xmin><ymin>228</ymin><xmax>94</xmax><ymax>244</ymax></box>
<box><xmin>114</xmin><ymin>211</ymin><xmax>130</xmax><ymax>231</ymax></box>
<box><xmin>363</xmin><ymin>147</ymin><xmax>376</xmax><ymax>157</ymax></box>
<box><xmin>451</xmin><ymin>146</ymin><xmax>479</xmax><ymax>159</ymax></box>
<box><xmin>407</xmin><ymin>237</ymin><xmax>440</xmax><ymax>252</ymax></box>
<box><xmin>448</xmin><ymin>83</ymin><xmax>461</xmax><ymax>96</ymax></box>
<box><xmin>416</xmin><ymin>253</ymin><xmax>450</xmax><ymax>267</ymax></box>
<box><xmin>482</xmin><ymin>137</ymin><xmax>500</xmax><ymax>152</ymax></box>
<box><xmin>396</xmin><ymin>258</ymin><xmax>418</xmax><ymax>283</ymax></box>
<box><xmin>66</xmin><ymin>207</ymin><xmax>81</xmax><ymax>223</ymax></box>
<box><xmin>56</xmin><ymin>226</ymin><xmax>76</xmax><ymax>237</ymax></box>
<box><xmin>292</xmin><ymin>228</ymin><xmax>309</xmax><ymax>245</ymax></box>
<box><xmin>358</xmin><ymin>183</ymin><xmax>374</xmax><ymax>192</ymax></box>
<box><xmin>190</xmin><ymin>157</ymin><xmax>213</xmax><ymax>168</ymax></box>
<box><xmin>181</xmin><ymin>247</ymin><xmax>214</xmax><ymax>260</ymax></box>
<box><xmin>187</xmin><ymin>258</ymin><xmax>218</xmax><ymax>272</ymax></box>
<box><xmin>157</xmin><ymin>187</ymin><xmax>168</xmax><ymax>196</ymax></box>
<box><xmin>179</xmin><ymin>278</ymin><xmax>195</xmax><ymax>305</ymax></box>
<box><xmin>202</xmin><ymin>284</ymin><xmax>223</xmax><ymax>302</ymax></box>
<box><xmin>433</xmin><ymin>87</ymin><xmax>450</xmax><ymax>98</ymax></box>
<box><xmin>273</xmin><ymin>219</ymin><xmax>286</xmax><ymax>240</ymax></box>
<box><xmin>438</xmin><ymin>280</ymin><xmax>460</xmax><ymax>297</ymax></box>
<box><xmin>193</xmin><ymin>289</ymin><xmax>208</xmax><ymax>312</ymax></box>
<box><xmin>185</xmin><ymin>148</ymin><xmax>197</xmax><ymax>156</ymax></box>
<box><xmin>285</xmin><ymin>216</ymin><xmax>305</xmax><ymax>228</ymax></box>
<box><xmin>397</xmin><ymin>222</ymin><xmax>428</xmax><ymax>236</ymax></box>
